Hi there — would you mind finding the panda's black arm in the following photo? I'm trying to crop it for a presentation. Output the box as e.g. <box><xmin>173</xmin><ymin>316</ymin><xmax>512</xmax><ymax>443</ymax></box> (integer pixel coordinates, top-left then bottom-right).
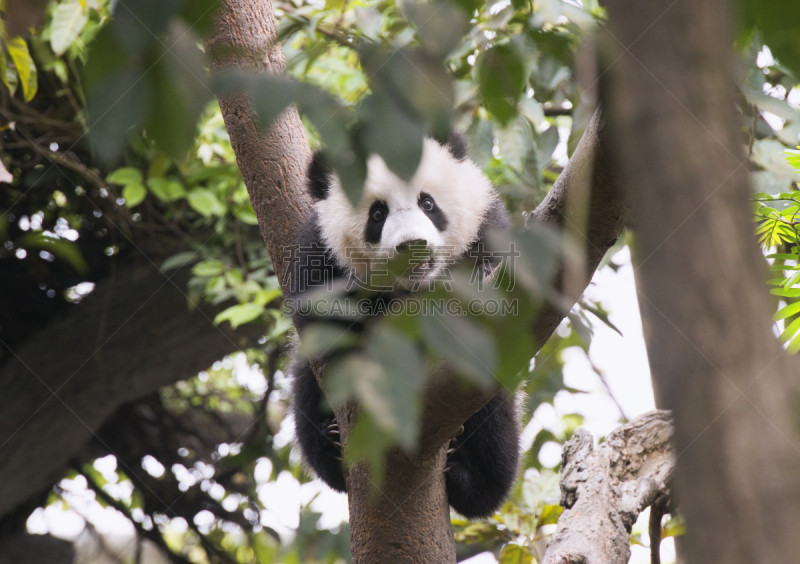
<box><xmin>470</xmin><ymin>197</ymin><xmax>513</xmax><ymax>277</ymax></box>
<box><xmin>288</xmin><ymin>212</ymin><xmax>349</xmax><ymax>330</ymax></box>
<box><xmin>445</xmin><ymin>391</ymin><xmax>520</xmax><ymax>518</ymax></box>
<box><xmin>291</xmin><ymin>360</ymin><xmax>347</xmax><ymax>492</ymax></box>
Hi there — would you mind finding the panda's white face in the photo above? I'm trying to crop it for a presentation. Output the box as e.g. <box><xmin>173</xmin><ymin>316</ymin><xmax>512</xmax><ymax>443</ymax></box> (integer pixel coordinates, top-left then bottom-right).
<box><xmin>314</xmin><ymin>138</ymin><xmax>496</xmax><ymax>285</ymax></box>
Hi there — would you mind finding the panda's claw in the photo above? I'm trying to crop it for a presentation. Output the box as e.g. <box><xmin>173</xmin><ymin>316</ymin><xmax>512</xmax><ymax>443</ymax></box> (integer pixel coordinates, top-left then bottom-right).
<box><xmin>456</xmin><ymin>425</ymin><xmax>464</xmax><ymax>437</ymax></box>
<box><xmin>333</xmin><ymin>441</ymin><xmax>342</xmax><ymax>447</ymax></box>
<box><xmin>447</xmin><ymin>447</ymin><xmax>455</xmax><ymax>455</ymax></box>
<box><xmin>327</xmin><ymin>422</ymin><xmax>339</xmax><ymax>430</ymax></box>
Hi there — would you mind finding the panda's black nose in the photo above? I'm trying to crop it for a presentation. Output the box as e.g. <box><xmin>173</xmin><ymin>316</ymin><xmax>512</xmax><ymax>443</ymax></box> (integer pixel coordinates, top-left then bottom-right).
<box><xmin>396</xmin><ymin>239</ymin><xmax>427</xmax><ymax>253</ymax></box>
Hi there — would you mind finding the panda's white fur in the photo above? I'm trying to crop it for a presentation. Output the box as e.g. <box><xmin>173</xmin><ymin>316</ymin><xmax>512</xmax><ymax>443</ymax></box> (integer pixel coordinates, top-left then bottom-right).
<box><xmin>314</xmin><ymin>138</ymin><xmax>496</xmax><ymax>279</ymax></box>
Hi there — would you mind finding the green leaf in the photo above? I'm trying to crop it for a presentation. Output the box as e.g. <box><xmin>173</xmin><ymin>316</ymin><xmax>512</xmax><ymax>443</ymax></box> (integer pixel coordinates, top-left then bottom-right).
<box><xmin>6</xmin><ymin>37</ymin><xmax>38</xmax><ymax>102</ymax></box>
<box><xmin>18</xmin><ymin>233</ymin><xmax>88</xmax><ymax>274</ymax></box>
<box><xmin>192</xmin><ymin>259</ymin><xmax>226</xmax><ymax>277</ymax></box>
<box><xmin>87</xmin><ymin>68</ymin><xmax>153</xmax><ymax>165</ymax></box>
<box><xmin>145</xmin><ymin>28</ymin><xmax>212</xmax><ymax>159</ymax></box>
<box><xmin>498</xmin><ymin>544</ymin><xmax>533</xmax><ymax>564</ymax></box>
<box><xmin>328</xmin><ymin>326</ymin><xmax>426</xmax><ymax>449</ymax></box>
<box><xmin>147</xmin><ymin>177</ymin><xmax>186</xmax><ymax>201</ymax></box>
<box><xmin>107</xmin><ymin>167</ymin><xmax>143</xmax><ymax>186</ymax></box>
<box><xmin>661</xmin><ymin>514</ymin><xmax>687</xmax><ymax>538</ymax></box>
<box><xmin>788</xmin><ymin>331</ymin><xmax>800</xmax><ymax>354</ymax></box>
<box><xmin>122</xmin><ymin>183</ymin><xmax>146</xmax><ymax>207</ymax></box>
<box><xmin>536</xmin><ymin>503</ymin><xmax>563</xmax><ymax>526</ymax></box>
<box><xmin>212</xmin><ymin>70</ymin><xmax>298</xmax><ymax>132</ymax></box>
<box><xmin>214</xmin><ymin>303</ymin><xmax>265</xmax><ymax>328</ymax></box>
<box><xmin>345</xmin><ymin>409</ymin><xmax>394</xmax><ymax>492</ymax></box>
<box><xmin>358</xmin><ymin>91</ymin><xmax>425</xmax><ymax>182</ymax></box>
<box><xmin>476</xmin><ymin>43</ymin><xmax>526</xmax><ymax>125</ymax></box>
<box><xmin>50</xmin><ymin>0</ymin><xmax>89</xmax><ymax>56</ymax></box>
<box><xmin>420</xmin><ymin>313</ymin><xmax>497</xmax><ymax>387</ymax></box>
<box><xmin>161</xmin><ymin>252</ymin><xmax>198</xmax><ymax>271</ymax></box>
<box><xmin>773</xmin><ymin>301</ymin><xmax>800</xmax><ymax>321</ymax></box>
<box><xmin>297</xmin><ymin>324</ymin><xmax>360</xmax><ymax>360</ymax></box>
<box><xmin>401</xmin><ymin>0</ymin><xmax>470</xmax><ymax>58</ymax></box>
<box><xmin>187</xmin><ymin>188</ymin><xmax>226</xmax><ymax>217</ymax></box>
<box><xmin>179</xmin><ymin>0</ymin><xmax>222</xmax><ymax>37</ymax></box>
<box><xmin>110</xmin><ymin>0</ymin><xmax>182</xmax><ymax>55</ymax></box>
<box><xmin>0</xmin><ymin>49</ymin><xmax>18</xmax><ymax>96</ymax></box>
<box><xmin>770</xmin><ymin>288</ymin><xmax>800</xmax><ymax>298</ymax></box>
<box><xmin>359</xmin><ymin>46</ymin><xmax>454</xmax><ymax>137</ymax></box>
<box><xmin>779</xmin><ymin>316</ymin><xmax>800</xmax><ymax>343</ymax></box>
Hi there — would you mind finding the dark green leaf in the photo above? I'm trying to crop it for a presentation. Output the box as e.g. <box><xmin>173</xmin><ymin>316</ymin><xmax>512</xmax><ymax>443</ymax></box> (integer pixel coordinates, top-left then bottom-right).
<box><xmin>18</xmin><ymin>233</ymin><xmax>88</xmax><ymax>274</ymax></box>
<box><xmin>359</xmin><ymin>91</ymin><xmax>425</xmax><ymax>182</ymax></box>
<box><xmin>498</xmin><ymin>544</ymin><xmax>533</xmax><ymax>564</ymax></box>
<box><xmin>122</xmin><ymin>183</ymin><xmax>147</xmax><ymax>207</ymax></box>
<box><xmin>401</xmin><ymin>0</ymin><xmax>470</xmax><ymax>59</ymax></box>
<box><xmin>476</xmin><ymin>43</ymin><xmax>526</xmax><ymax>125</ymax></box>
<box><xmin>87</xmin><ymin>68</ymin><xmax>153</xmax><ymax>165</ymax></box>
<box><xmin>214</xmin><ymin>303</ymin><xmax>265</xmax><ymax>328</ymax></box>
<box><xmin>111</xmin><ymin>0</ymin><xmax>182</xmax><ymax>55</ymax></box>
<box><xmin>420</xmin><ymin>312</ymin><xmax>497</xmax><ymax>387</ymax></box>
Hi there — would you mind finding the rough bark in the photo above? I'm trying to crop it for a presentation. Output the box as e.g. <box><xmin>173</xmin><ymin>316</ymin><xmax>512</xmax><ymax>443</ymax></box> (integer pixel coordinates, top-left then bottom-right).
<box><xmin>0</xmin><ymin>533</ymin><xmax>74</xmax><ymax>564</ymax></box>
<box><xmin>205</xmin><ymin>0</ymin><xmax>313</xmax><ymax>291</ymax></box>
<box><xmin>603</xmin><ymin>1</ymin><xmax>800</xmax><ymax>563</ymax></box>
<box><xmin>543</xmin><ymin>410</ymin><xmax>674</xmax><ymax>564</ymax></box>
<box><xmin>0</xmin><ymin>264</ymin><xmax>261</xmax><ymax>518</ymax></box>
<box><xmin>209</xmin><ymin>2</ymin><xmax>627</xmax><ymax>561</ymax></box>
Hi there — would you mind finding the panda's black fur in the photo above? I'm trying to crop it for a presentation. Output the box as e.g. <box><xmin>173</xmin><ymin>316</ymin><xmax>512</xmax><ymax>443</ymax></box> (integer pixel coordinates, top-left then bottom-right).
<box><xmin>289</xmin><ymin>133</ymin><xmax>520</xmax><ymax>519</ymax></box>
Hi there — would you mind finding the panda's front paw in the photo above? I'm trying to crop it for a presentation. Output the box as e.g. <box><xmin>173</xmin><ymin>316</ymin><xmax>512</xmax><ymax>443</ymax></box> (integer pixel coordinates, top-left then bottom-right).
<box><xmin>326</xmin><ymin>419</ymin><xmax>343</xmax><ymax>460</ymax></box>
<box><xmin>444</xmin><ymin>425</ymin><xmax>464</xmax><ymax>472</ymax></box>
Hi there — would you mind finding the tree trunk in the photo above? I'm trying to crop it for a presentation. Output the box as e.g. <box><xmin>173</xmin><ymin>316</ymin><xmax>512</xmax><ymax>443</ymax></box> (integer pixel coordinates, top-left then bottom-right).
<box><xmin>0</xmin><ymin>265</ymin><xmax>261</xmax><ymax>518</ymax></box>
<box><xmin>603</xmin><ymin>1</ymin><xmax>800</xmax><ymax>563</ymax></box>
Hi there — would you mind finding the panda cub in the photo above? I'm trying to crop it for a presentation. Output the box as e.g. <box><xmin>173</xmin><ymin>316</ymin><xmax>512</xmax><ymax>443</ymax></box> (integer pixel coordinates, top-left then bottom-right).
<box><xmin>289</xmin><ymin>133</ymin><xmax>520</xmax><ymax>519</ymax></box>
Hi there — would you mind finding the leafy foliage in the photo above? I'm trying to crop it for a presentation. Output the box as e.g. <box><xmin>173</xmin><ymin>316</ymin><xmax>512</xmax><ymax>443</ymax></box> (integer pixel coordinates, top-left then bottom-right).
<box><xmin>0</xmin><ymin>0</ymin><xmax>669</xmax><ymax>562</ymax></box>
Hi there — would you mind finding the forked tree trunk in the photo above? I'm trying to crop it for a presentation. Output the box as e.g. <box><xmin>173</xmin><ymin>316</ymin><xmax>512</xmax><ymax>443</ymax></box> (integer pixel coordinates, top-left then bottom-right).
<box><xmin>208</xmin><ymin>2</ymin><xmax>627</xmax><ymax>561</ymax></box>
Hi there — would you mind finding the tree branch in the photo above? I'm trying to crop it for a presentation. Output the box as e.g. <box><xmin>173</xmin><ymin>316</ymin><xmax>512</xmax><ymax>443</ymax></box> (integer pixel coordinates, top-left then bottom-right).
<box><xmin>0</xmin><ymin>265</ymin><xmax>262</xmax><ymax>519</ymax></box>
<box><xmin>543</xmin><ymin>410</ymin><xmax>674</xmax><ymax>564</ymax></box>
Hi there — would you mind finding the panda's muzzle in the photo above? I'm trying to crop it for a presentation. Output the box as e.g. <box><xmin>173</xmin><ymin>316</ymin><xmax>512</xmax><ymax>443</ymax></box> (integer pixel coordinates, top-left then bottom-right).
<box><xmin>395</xmin><ymin>239</ymin><xmax>428</xmax><ymax>253</ymax></box>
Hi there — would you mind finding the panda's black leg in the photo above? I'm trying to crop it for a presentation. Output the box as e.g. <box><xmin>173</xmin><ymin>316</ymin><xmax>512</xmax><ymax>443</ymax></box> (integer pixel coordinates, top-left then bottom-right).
<box><xmin>292</xmin><ymin>361</ymin><xmax>347</xmax><ymax>492</ymax></box>
<box><xmin>445</xmin><ymin>391</ymin><xmax>519</xmax><ymax>518</ymax></box>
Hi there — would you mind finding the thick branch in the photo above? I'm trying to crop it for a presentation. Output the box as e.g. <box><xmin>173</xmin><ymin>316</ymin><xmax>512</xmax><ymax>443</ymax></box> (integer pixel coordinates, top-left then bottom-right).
<box><xmin>0</xmin><ymin>265</ymin><xmax>260</xmax><ymax>518</ymax></box>
<box><xmin>603</xmin><ymin>0</ymin><xmax>800</xmax><ymax>562</ymax></box>
<box><xmin>543</xmin><ymin>410</ymin><xmax>674</xmax><ymax>564</ymax></box>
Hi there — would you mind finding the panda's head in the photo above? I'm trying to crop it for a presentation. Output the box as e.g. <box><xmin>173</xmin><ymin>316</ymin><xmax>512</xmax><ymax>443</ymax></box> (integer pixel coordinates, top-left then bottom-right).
<box><xmin>309</xmin><ymin>134</ymin><xmax>499</xmax><ymax>285</ymax></box>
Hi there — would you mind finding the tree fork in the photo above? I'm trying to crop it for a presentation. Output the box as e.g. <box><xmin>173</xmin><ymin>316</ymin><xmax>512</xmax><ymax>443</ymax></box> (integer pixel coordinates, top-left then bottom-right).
<box><xmin>209</xmin><ymin>1</ymin><xmax>627</xmax><ymax>560</ymax></box>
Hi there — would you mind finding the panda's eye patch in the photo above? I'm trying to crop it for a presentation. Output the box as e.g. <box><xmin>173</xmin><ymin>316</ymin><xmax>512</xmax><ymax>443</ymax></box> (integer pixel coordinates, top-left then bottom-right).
<box><xmin>365</xmin><ymin>201</ymin><xmax>389</xmax><ymax>244</ymax></box>
<box><xmin>419</xmin><ymin>195</ymin><xmax>435</xmax><ymax>211</ymax></box>
<box><xmin>419</xmin><ymin>192</ymin><xmax>449</xmax><ymax>232</ymax></box>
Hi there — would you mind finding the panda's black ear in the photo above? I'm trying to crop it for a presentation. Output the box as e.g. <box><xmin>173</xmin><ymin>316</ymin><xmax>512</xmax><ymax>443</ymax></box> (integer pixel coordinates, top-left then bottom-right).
<box><xmin>444</xmin><ymin>131</ymin><xmax>470</xmax><ymax>162</ymax></box>
<box><xmin>308</xmin><ymin>151</ymin><xmax>332</xmax><ymax>200</ymax></box>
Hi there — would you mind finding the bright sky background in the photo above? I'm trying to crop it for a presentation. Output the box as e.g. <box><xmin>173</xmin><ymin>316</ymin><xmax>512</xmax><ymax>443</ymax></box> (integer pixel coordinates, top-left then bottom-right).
<box><xmin>28</xmin><ymin>246</ymin><xmax>677</xmax><ymax>564</ymax></box>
